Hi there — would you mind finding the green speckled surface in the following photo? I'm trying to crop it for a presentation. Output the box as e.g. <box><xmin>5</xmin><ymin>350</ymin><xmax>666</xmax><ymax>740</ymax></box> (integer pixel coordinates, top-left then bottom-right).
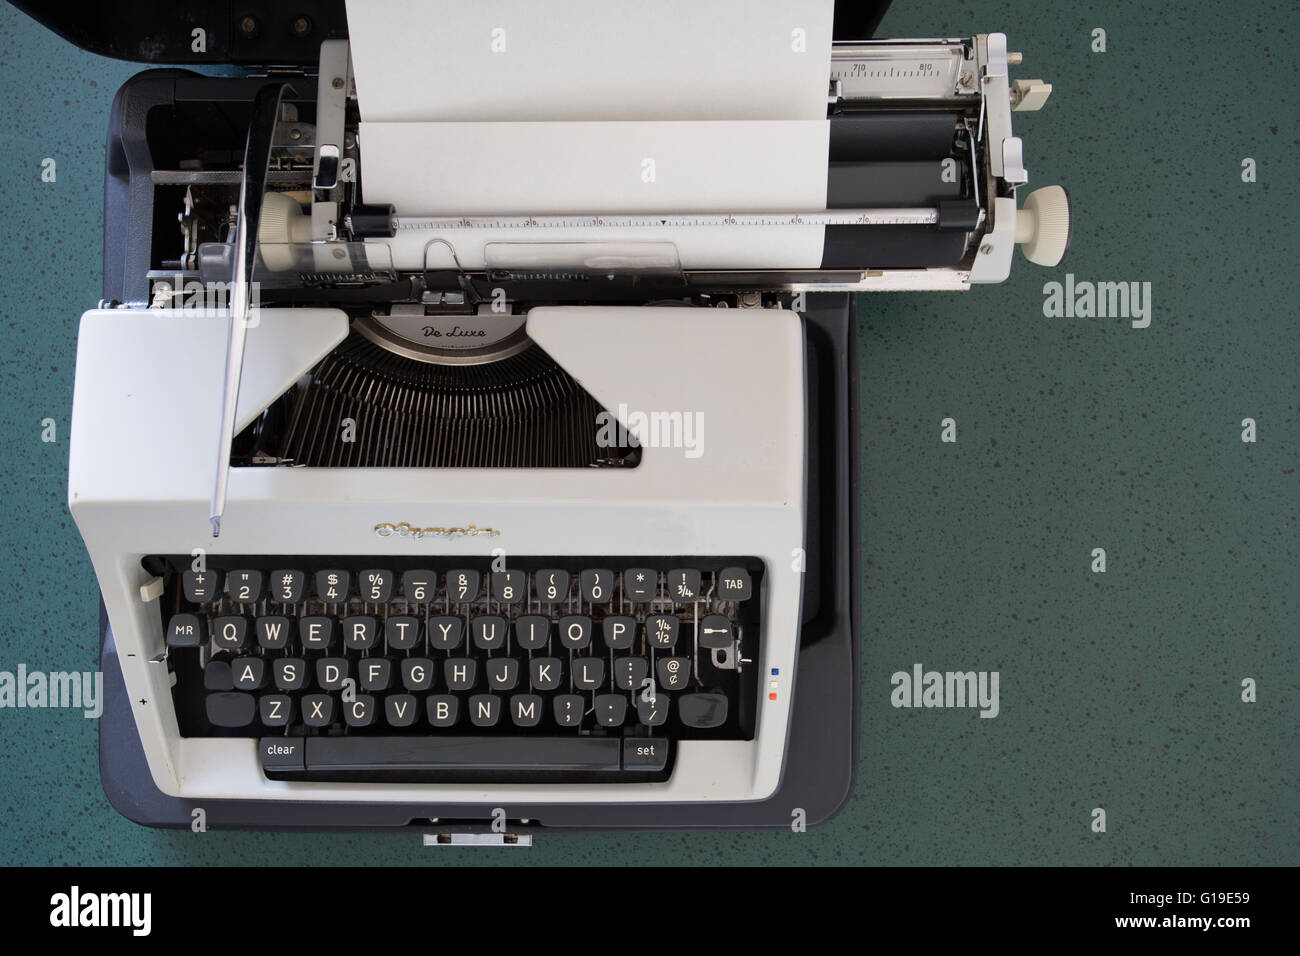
<box><xmin>0</xmin><ymin>1</ymin><xmax>1295</xmax><ymax>865</ymax></box>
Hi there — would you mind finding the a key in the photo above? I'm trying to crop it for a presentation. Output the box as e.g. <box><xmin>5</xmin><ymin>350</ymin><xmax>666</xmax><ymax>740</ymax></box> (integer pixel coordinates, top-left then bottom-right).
<box><xmin>529</xmin><ymin>657</ymin><xmax>562</xmax><ymax>691</ymax></box>
<box><xmin>446</xmin><ymin>569</ymin><xmax>481</xmax><ymax>602</ymax></box>
<box><xmin>343</xmin><ymin>615</ymin><xmax>377</xmax><ymax>651</ymax></box>
<box><xmin>427</xmin><ymin>615</ymin><xmax>463</xmax><ymax>650</ymax></box>
<box><xmin>594</xmin><ymin>694</ymin><xmax>628</xmax><ymax>727</ymax></box>
<box><xmin>314</xmin><ymin>569</ymin><xmax>351</xmax><ymax>603</ymax></box>
<box><xmin>622</xmin><ymin>568</ymin><xmax>657</xmax><ymax>601</ymax></box>
<box><xmin>645</xmin><ymin>614</ymin><xmax>678</xmax><ymax>649</ymax></box>
<box><xmin>603</xmin><ymin>615</ymin><xmax>635</xmax><ymax>650</ymax></box>
<box><xmin>316</xmin><ymin>657</ymin><xmax>349</xmax><ymax>691</ymax></box>
<box><xmin>514</xmin><ymin>615</ymin><xmax>550</xmax><ymax>650</ymax></box>
<box><xmin>385</xmin><ymin>615</ymin><xmax>421</xmax><ymax>650</ymax></box>
<box><xmin>272</xmin><ymin>658</ymin><xmax>306</xmax><ymax>692</ymax></box>
<box><xmin>656</xmin><ymin>656</ymin><xmax>691</xmax><ymax>691</ymax></box>
<box><xmin>468</xmin><ymin>694</ymin><xmax>501</xmax><ymax>728</ymax></box>
<box><xmin>491</xmin><ymin>570</ymin><xmax>525</xmax><ymax>604</ymax></box>
<box><xmin>471</xmin><ymin>615</ymin><xmax>508</xmax><ymax>650</ymax></box>
<box><xmin>256</xmin><ymin>615</ymin><xmax>290</xmax><ymax>650</ymax></box>
<box><xmin>359</xmin><ymin>659</ymin><xmax>392</xmax><ymax>692</ymax></box>
<box><xmin>558</xmin><ymin>615</ymin><xmax>592</xmax><ymax>650</ymax></box>
<box><xmin>666</xmin><ymin>569</ymin><xmax>701</xmax><ymax>602</ymax></box>
<box><xmin>623</xmin><ymin>738</ymin><xmax>669</xmax><ymax>770</ymax></box>
<box><xmin>269</xmin><ymin>569</ymin><xmax>306</xmax><ymax>603</ymax></box>
<box><xmin>579</xmin><ymin>569</ymin><xmax>613</xmax><ymax>603</ymax></box>
<box><xmin>166</xmin><ymin>613</ymin><xmax>205</xmax><ymax>647</ymax></box>
<box><xmin>203</xmin><ymin>659</ymin><xmax>233</xmax><ymax>691</ymax></box>
<box><xmin>301</xmin><ymin>693</ymin><xmax>335</xmax><ymax>727</ymax></box>
<box><xmin>486</xmin><ymin>657</ymin><xmax>519</xmax><ymax>690</ymax></box>
<box><xmin>259</xmin><ymin>694</ymin><xmax>293</xmax><ymax>727</ymax></box>
<box><xmin>344</xmin><ymin>695</ymin><xmax>376</xmax><ymax>728</ymax></box>
<box><xmin>182</xmin><ymin>570</ymin><xmax>222</xmax><ymax>604</ymax></box>
<box><xmin>510</xmin><ymin>694</ymin><xmax>544</xmax><ymax>727</ymax></box>
<box><xmin>614</xmin><ymin>657</ymin><xmax>649</xmax><ymax>691</ymax></box>
<box><xmin>534</xmin><ymin>569</ymin><xmax>570</xmax><ymax>603</ymax></box>
<box><xmin>552</xmin><ymin>694</ymin><xmax>584</xmax><ymax>727</ymax></box>
<box><xmin>716</xmin><ymin>567</ymin><xmax>753</xmax><ymax>602</ymax></box>
<box><xmin>698</xmin><ymin>614</ymin><xmax>734</xmax><ymax>649</ymax></box>
<box><xmin>385</xmin><ymin>694</ymin><xmax>419</xmax><ymax>728</ymax></box>
<box><xmin>359</xmin><ymin>569</ymin><xmax>394</xmax><ymax>602</ymax></box>
<box><xmin>427</xmin><ymin>695</ymin><xmax>459</xmax><ymax>727</ymax></box>
<box><xmin>635</xmin><ymin>693</ymin><xmax>669</xmax><ymax>727</ymax></box>
<box><xmin>299</xmin><ymin>616</ymin><xmax>335</xmax><ymax>651</ymax></box>
<box><xmin>678</xmin><ymin>692</ymin><xmax>729</xmax><ymax>728</ymax></box>
<box><xmin>226</xmin><ymin>569</ymin><xmax>264</xmax><ymax>603</ymax></box>
<box><xmin>207</xmin><ymin>692</ymin><xmax>255</xmax><ymax>727</ymax></box>
<box><xmin>400</xmin><ymin>658</ymin><xmax>435</xmax><ymax>692</ymax></box>
<box><xmin>231</xmin><ymin>656</ymin><xmax>265</xmax><ymax>690</ymax></box>
<box><xmin>401</xmin><ymin>570</ymin><xmax>437</xmax><ymax>604</ymax></box>
<box><xmin>444</xmin><ymin>658</ymin><xmax>477</xmax><ymax>690</ymax></box>
<box><xmin>573</xmin><ymin>657</ymin><xmax>605</xmax><ymax>690</ymax></box>
<box><xmin>211</xmin><ymin>615</ymin><xmax>249</xmax><ymax>651</ymax></box>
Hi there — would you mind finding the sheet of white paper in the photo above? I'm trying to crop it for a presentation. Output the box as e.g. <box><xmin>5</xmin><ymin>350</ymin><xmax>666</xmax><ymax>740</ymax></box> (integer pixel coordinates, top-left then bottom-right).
<box><xmin>346</xmin><ymin>0</ymin><xmax>835</xmax><ymax>122</ymax></box>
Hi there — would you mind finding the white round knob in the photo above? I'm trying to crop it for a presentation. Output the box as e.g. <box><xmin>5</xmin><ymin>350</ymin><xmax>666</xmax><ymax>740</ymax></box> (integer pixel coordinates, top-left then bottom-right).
<box><xmin>1014</xmin><ymin>185</ymin><xmax>1071</xmax><ymax>267</ymax></box>
<box><xmin>258</xmin><ymin>191</ymin><xmax>312</xmax><ymax>271</ymax></box>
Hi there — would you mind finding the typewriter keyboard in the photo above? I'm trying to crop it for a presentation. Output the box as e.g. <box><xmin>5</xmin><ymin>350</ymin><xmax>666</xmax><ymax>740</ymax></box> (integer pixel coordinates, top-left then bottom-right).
<box><xmin>151</xmin><ymin>555</ymin><xmax>762</xmax><ymax>783</ymax></box>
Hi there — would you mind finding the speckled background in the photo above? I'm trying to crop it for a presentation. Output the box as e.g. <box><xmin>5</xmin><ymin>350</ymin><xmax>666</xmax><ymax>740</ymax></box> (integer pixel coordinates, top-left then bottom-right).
<box><xmin>0</xmin><ymin>1</ymin><xmax>1294</xmax><ymax>865</ymax></box>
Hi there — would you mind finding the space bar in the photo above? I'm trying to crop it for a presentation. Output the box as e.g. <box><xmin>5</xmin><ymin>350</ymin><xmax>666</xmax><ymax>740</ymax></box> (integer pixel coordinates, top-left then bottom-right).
<box><xmin>303</xmin><ymin>736</ymin><xmax>622</xmax><ymax>772</ymax></box>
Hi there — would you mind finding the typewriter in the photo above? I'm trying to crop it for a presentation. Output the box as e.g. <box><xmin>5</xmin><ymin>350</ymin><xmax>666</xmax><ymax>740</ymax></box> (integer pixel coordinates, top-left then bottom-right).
<box><xmin>21</xmin><ymin>0</ymin><xmax>1068</xmax><ymax>833</ymax></box>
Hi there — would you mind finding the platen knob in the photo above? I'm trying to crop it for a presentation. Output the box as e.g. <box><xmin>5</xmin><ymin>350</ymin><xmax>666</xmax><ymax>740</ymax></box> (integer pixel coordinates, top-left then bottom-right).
<box><xmin>1014</xmin><ymin>185</ymin><xmax>1072</xmax><ymax>267</ymax></box>
<box><xmin>257</xmin><ymin>191</ymin><xmax>312</xmax><ymax>271</ymax></box>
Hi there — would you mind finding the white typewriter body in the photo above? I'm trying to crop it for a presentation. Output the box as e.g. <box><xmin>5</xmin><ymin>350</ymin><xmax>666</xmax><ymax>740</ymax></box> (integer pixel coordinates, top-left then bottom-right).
<box><xmin>58</xmin><ymin>0</ymin><xmax>1064</xmax><ymax>817</ymax></box>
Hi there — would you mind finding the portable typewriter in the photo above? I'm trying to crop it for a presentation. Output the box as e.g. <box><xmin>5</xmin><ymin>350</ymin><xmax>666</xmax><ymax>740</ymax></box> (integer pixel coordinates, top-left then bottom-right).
<box><xmin>21</xmin><ymin>0</ymin><xmax>1068</xmax><ymax>833</ymax></box>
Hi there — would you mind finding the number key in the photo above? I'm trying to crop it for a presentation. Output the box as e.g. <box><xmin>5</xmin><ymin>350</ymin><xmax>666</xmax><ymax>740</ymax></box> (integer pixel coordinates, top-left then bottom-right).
<box><xmin>359</xmin><ymin>569</ymin><xmax>394</xmax><ymax>602</ymax></box>
<box><xmin>579</xmin><ymin>569</ymin><xmax>613</xmax><ymax>604</ymax></box>
<box><xmin>226</xmin><ymin>569</ymin><xmax>264</xmax><ymax>603</ymax></box>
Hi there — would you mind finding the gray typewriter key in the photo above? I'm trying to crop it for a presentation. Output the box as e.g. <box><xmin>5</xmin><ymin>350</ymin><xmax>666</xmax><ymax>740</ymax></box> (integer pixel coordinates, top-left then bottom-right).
<box><xmin>594</xmin><ymin>694</ymin><xmax>627</xmax><ymax>727</ymax></box>
<box><xmin>203</xmin><ymin>659</ymin><xmax>233</xmax><ymax>691</ymax></box>
<box><xmin>514</xmin><ymin>615</ymin><xmax>550</xmax><ymax>650</ymax></box>
<box><xmin>343</xmin><ymin>615</ymin><xmax>377</xmax><ymax>651</ymax></box>
<box><xmin>359</xmin><ymin>658</ymin><xmax>392</xmax><ymax>692</ymax></box>
<box><xmin>401</xmin><ymin>570</ymin><xmax>437</xmax><ymax>604</ymax></box>
<box><xmin>636</xmin><ymin>693</ymin><xmax>669</xmax><ymax>727</ymax></box>
<box><xmin>427</xmin><ymin>615</ymin><xmax>464</xmax><ymax>650</ymax></box>
<box><xmin>679</xmin><ymin>692</ymin><xmax>729</xmax><ymax>729</ymax></box>
<box><xmin>400</xmin><ymin>658</ymin><xmax>435</xmax><ymax>691</ymax></box>
<box><xmin>385</xmin><ymin>694</ymin><xmax>418</xmax><ymax>728</ymax></box>
<box><xmin>314</xmin><ymin>570</ymin><xmax>351</xmax><ymax>603</ymax></box>
<box><xmin>344</xmin><ymin>695</ymin><xmax>376</xmax><ymax>728</ymax></box>
<box><xmin>666</xmin><ymin>569</ymin><xmax>701</xmax><ymax>602</ymax></box>
<box><xmin>614</xmin><ymin>657</ymin><xmax>649</xmax><ymax>691</ymax></box>
<box><xmin>656</xmin><ymin>656</ymin><xmax>691</xmax><ymax>691</ymax></box>
<box><xmin>226</xmin><ymin>569</ymin><xmax>264</xmax><ymax>603</ymax></box>
<box><xmin>623</xmin><ymin>738</ymin><xmax>669</xmax><ymax>770</ymax></box>
<box><xmin>622</xmin><ymin>568</ymin><xmax>657</xmax><ymax>601</ymax></box>
<box><xmin>530</xmin><ymin>657</ymin><xmax>562</xmax><ymax>691</ymax></box>
<box><xmin>579</xmin><ymin>569</ymin><xmax>614</xmax><ymax>603</ymax></box>
<box><xmin>534</xmin><ymin>569</ymin><xmax>570</xmax><ymax>603</ymax></box>
<box><xmin>299</xmin><ymin>616</ymin><xmax>335</xmax><ymax>651</ymax></box>
<box><xmin>385</xmin><ymin>615</ymin><xmax>421</xmax><ymax>650</ymax></box>
<box><xmin>273</xmin><ymin>658</ymin><xmax>306</xmax><ymax>692</ymax></box>
<box><xmin>553</xmin><ymin>694</ymin><xmax>584</xmax><ymax>727</ymax></box>
<box><xmin>256</xmin><ymin>616</ymin><xmax>291</xmax><ymax>650</ymax></box>
<box><xmin>206</xmin><ymin>692</ymin><xmax>256</xmax><ymax>728</ymax></box>
<box><xmin>269</xmin><ymin>569</ymin><xmax>306</xmax><ymax>603</ymax></box>
<box><xmin>259</xmin><ymin>694</ymin><xmax>293</xmax><ymax>727</ymax></box>
<box><xmin>316</xmin><ymin>657</ymin><xmax>350</xmax><ymax>691</ymax></box>
<box><xmin>573</xmin><ymin>657</ymin><xmax>605</xmax><ymax>690</ymax></box>
<box><xmin>212</xmin><ymin>615</ymin><xmax>249</xmax><ymax>651</ymax></box>
<box><xmin>427</xmin><ymin>694</ymin><xmax>459</xmax><ymax>727</ymax></box>
<box><xmin>446</xmin><ymin>569</ymin><xmax>481</xmax><ymax>602</ymax></box>
<box><xmin>716</xmin><ymin>567</ymin><xmax>753</xmax><ymax>602</ymax></box>
<box><xmin>182</xmin><ymin>569</ymin><xmax>222</xmax><ymax>604</ymax></box>
<box><xmin>510</xmin><ymin>694</ymin><xmax>544</xmax><ymax>727</ymax></box>
<box><xmin>491</xmin><ymin>570</ymin><xmax>526</xmax><ymax>604</ymax></box>
<box><xmin>232</xmin><ymin>657</ymin><xmax>265</xmax><ymax>691</ymax></box>
<box><xmin>486</xmin><ymin>657</ymin><xmax>519</xmax><ymax>691</ymax></box>
<box><xmin>359</xmin><ymin>569</ymin><xmax>394</xmax><ymax>603</ymax></box>
<box><xmin>301</xmin><ymin>693</ymin><xmax>334</xmax><ymax>727</ymax></box>
<box><xmin>645</xmin><ymin>614</ymin><xmax>678</xmax><ymax>649</ymax></box>
<box><xmin>469</xmin><ymin>694</ymin><xmax>502</xmax><ymax>728</ymax></box>
<box><xmin>602</xmin><ymin>615</ymin><xmax>635</xmax><ymax>650</ymax></box>
<box><xmin>444</xmin><ymin>658</ymin><xmax>478</xmax><ymax>690</ymax></box>
<box><xmin>166</xmin><ymin>613</ymin><xmax>205</xmax><ymax>647</ymax></box>
<box><xmin>698</xmin><ymin>614</ymin><xmax>734</xmax><ymax>649</ymax></box>
<box><xmin>558</xmin><ymin>615</ymin><xmax>592</xmax><ymax>650</ymax></box>
<box><xmin>472</xmin><ymin>615</ymin><xmax>508</xmax><ymax>650</ymax></box>
<box><xmin>260</xmin><ymin>737</ymin><xmax>304</xmax><ymax>772</ymax></box>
